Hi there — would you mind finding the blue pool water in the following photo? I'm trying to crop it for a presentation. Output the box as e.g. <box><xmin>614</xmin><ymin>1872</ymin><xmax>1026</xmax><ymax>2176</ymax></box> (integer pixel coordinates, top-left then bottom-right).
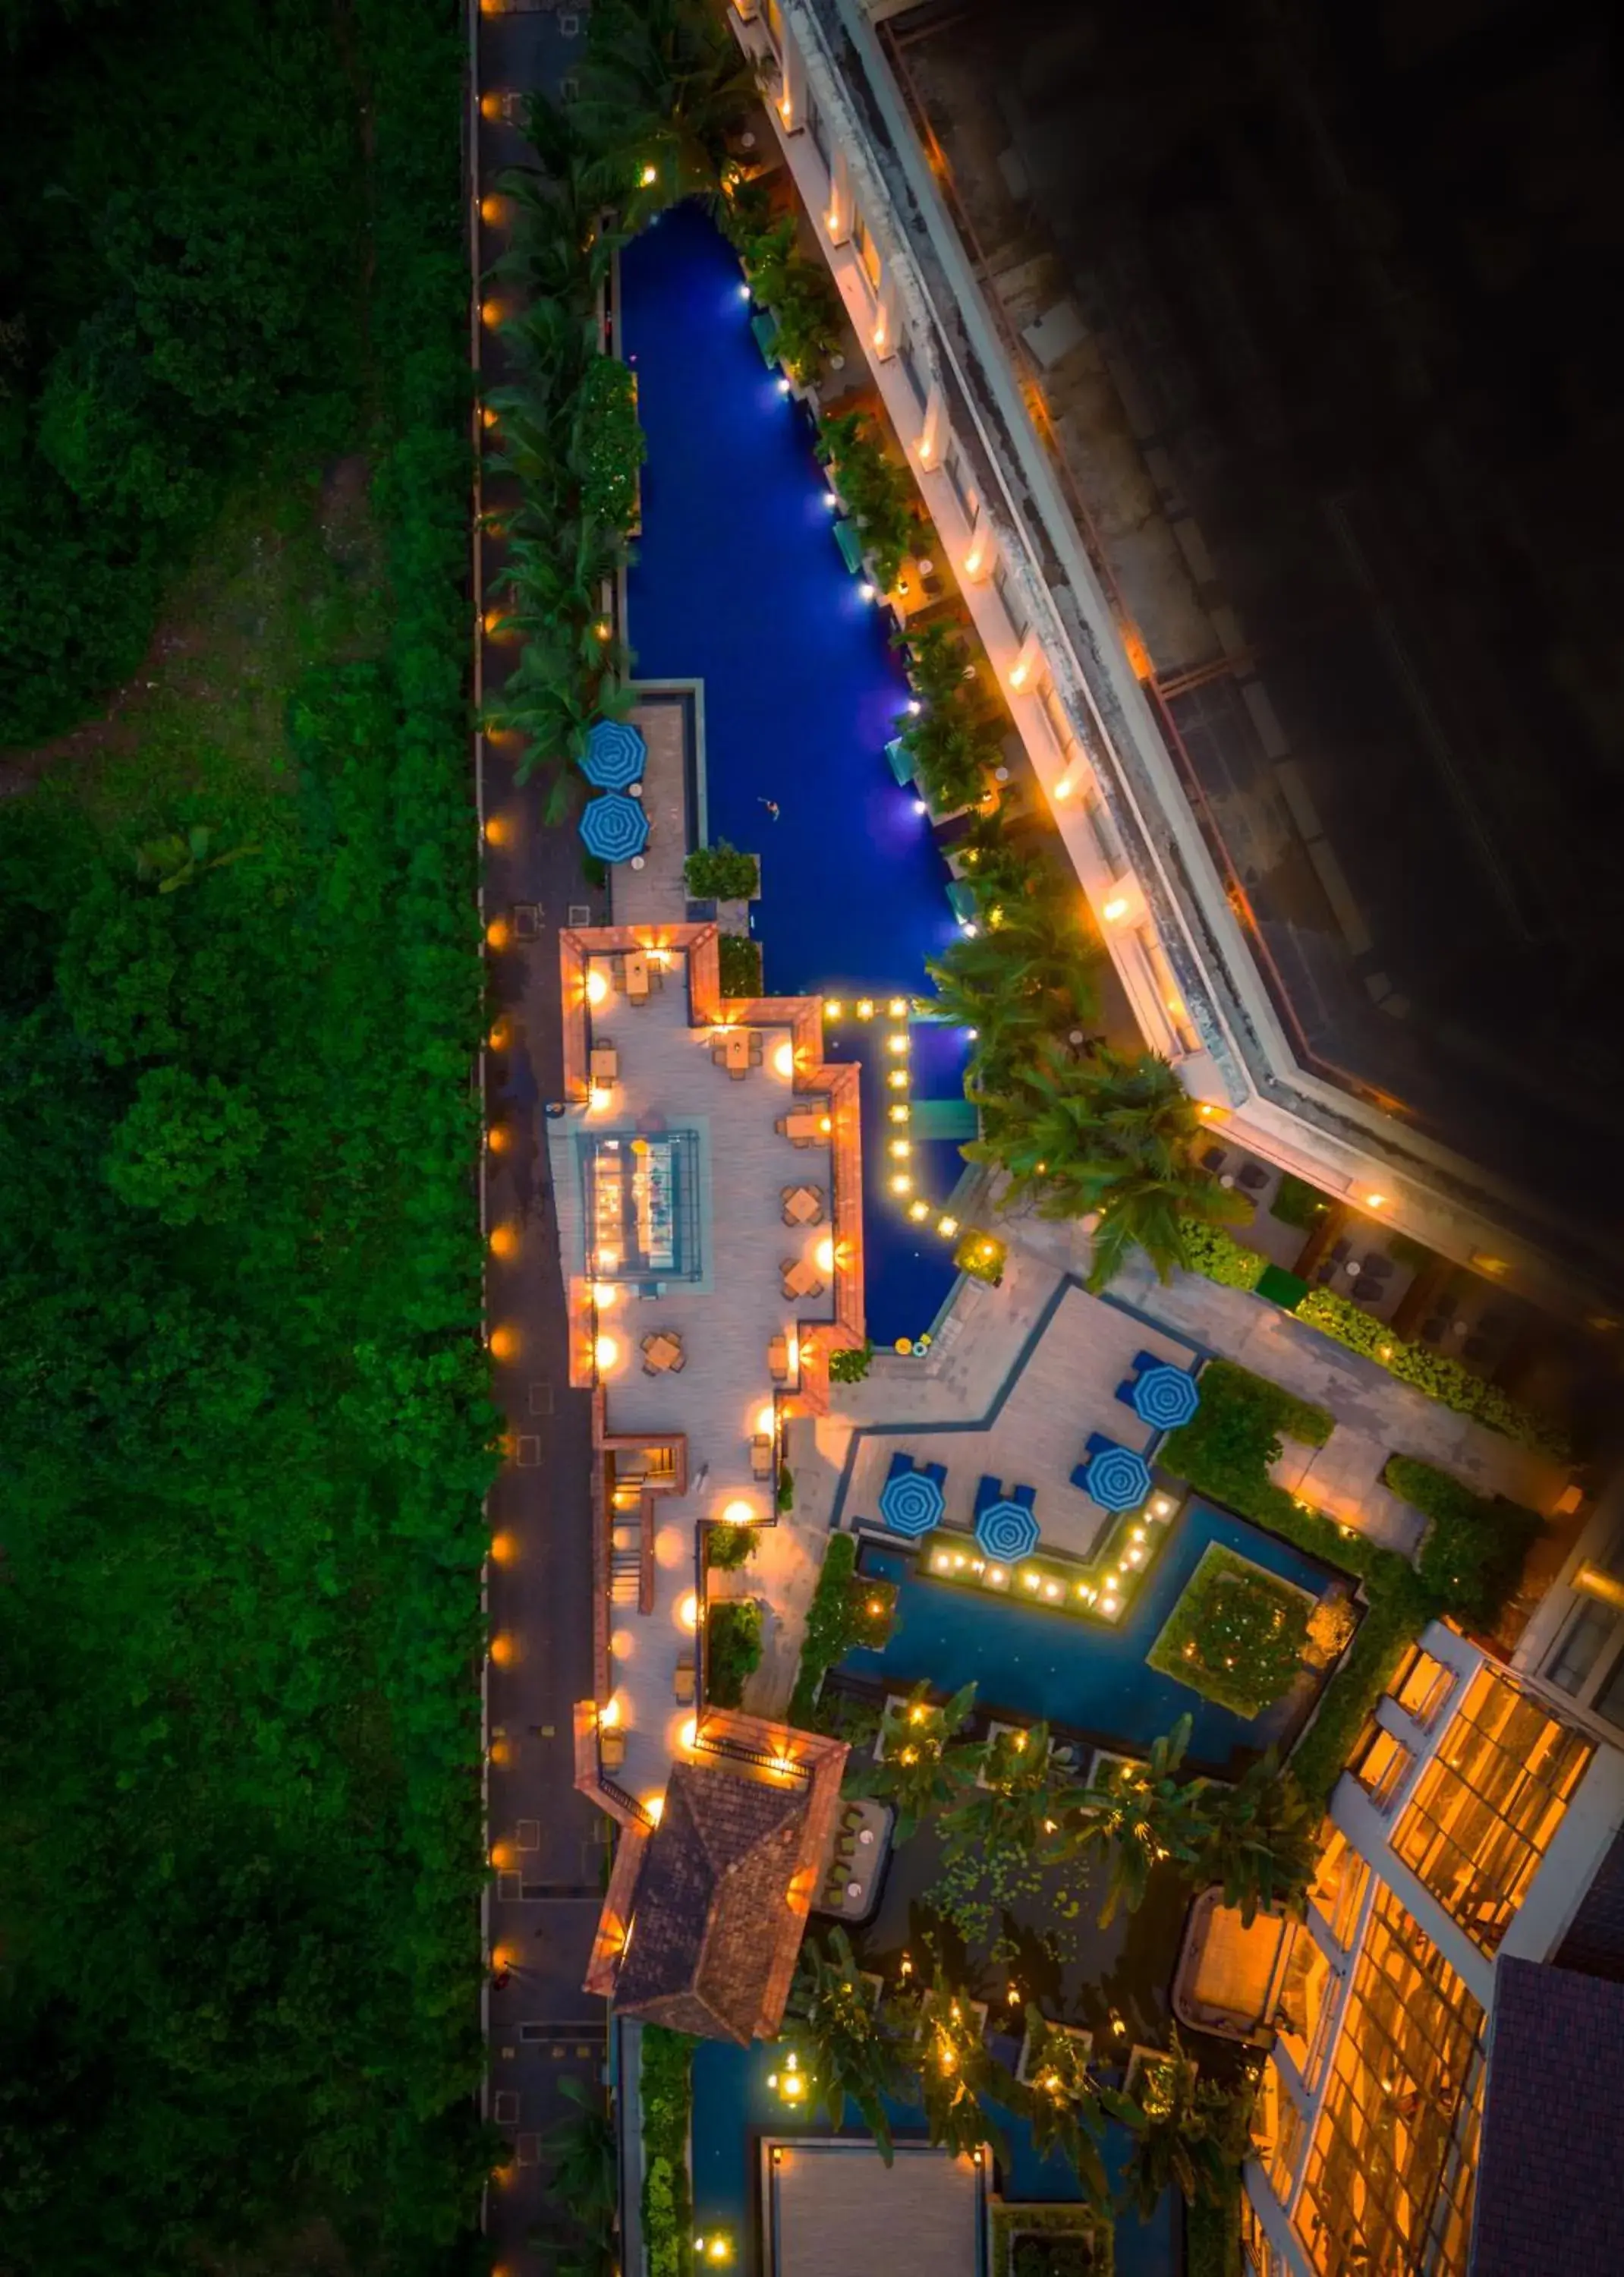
<box><xmin>621</xmin><ymin>205</ymin><xmax>968</xmax><ymax>1343</ymax></box>
<box><xmin>691</xmin><ymin>2040</ymin><xmax>1175</xmax><ymax>2277</ymax></box>
<box><xmin>842</xmin><ymin>1498</ymin><xmax>1337</xmax><ymax>1770</ymax></box>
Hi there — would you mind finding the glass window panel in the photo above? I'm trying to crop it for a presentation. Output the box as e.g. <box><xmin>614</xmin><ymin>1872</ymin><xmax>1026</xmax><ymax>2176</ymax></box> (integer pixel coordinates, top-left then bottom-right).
<box><xmin>1392</xmin><ymin>1664</ymin><xmax>1592</xmax><ymax>1954</ymax></box>
<box><xmin>1293</xmin><ymin>1888</ymin><xmax>1485</xmax><ymax>2277</ymax></box>
<box><xmin>1392</xmin><ymin>1646</ymin><xmax>1456</xmax><ymax>1727</ymax></box>
<box><xmin>1351</xmin><ymin>1726</ymin><xmax>1412</xmax><ymax>1811</ymax></box>
<box><xmin>1310</xmin><ymin>1824</ymin><xmax>1371</xmax><ymax>1948</ymax></box>
<box><xmin>1545</xmin><ymin>1598</ymin><xmax>1620</xmax><ymax>1694</ymax></box>
<box><xmin>1588</xmin><ymin>1642</ymin><xmax>1624</xmax><ymax>1726</ymax></box>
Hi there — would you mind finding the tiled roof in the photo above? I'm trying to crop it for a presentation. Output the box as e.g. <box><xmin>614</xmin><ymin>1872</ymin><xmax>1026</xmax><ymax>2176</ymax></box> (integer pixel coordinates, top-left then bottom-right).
<box><xmin>1555</xmin><ymin>1822</ymin><xmax>1624</xmax><ymax>1981</ymax></box>
<box><xmin>1471</xmin><ymin>1958</ymin><xmax>1624</xmax><ymax>2276</ymax></box>
<box><xmin>612</xmin><ymin>1762</ymin><xmax>810</xmax><ymax>2045</ymax></box>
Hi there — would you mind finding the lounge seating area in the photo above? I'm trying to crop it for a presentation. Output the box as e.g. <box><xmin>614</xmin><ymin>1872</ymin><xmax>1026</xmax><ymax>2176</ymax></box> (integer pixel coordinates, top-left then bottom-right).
<box><xmin>712</xmin><ymin>1026</ymin><xmax>763</xmax><ymax>1079</ymax></box>
<box><xmin>816</xmin><ymin>1795</ymin><xmax>892</xmax><ymax>1919</ymax></box>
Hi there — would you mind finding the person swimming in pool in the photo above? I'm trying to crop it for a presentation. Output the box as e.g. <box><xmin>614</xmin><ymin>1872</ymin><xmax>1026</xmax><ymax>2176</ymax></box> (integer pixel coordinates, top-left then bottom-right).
<box><xmin>758</xmin><ymin>796</ymin><xmax>780</xmax><ymax>820</ymax></box>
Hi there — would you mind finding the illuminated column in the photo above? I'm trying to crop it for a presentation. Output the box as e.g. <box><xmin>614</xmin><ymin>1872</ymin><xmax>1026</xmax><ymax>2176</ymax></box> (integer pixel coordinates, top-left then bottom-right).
<box><xmin>1576</xmin><ymin>1563</ymin><xmax>1624</xmax><ymax>1611</ymax></box>
<box><xmin>872</xmin><ymin>266</ymin><xmax>899</xmax><ymax>360</ymax></box>
<box><xmin>778</xmin><ymin>28</ymin><xmax>805</xmax><ymax>132</ymax></box>
<box><xmin>1008</xmin><ymin>625</ymin><xmax>1044</xmax><ymax>692</ymax></box>
<box><xmin>826</xmin><ymin>147</ymin><xmax>852</xmax><ymax>244</ymax></box>
<box><xmin>915</xmin><ymin>383</ymin><xmax>946</xmax><ymax>470</ymax></box>
<box><xmin>961</xmin><ymin>508</ymin><xmax>992</xmax><ymax>583</ymax></box>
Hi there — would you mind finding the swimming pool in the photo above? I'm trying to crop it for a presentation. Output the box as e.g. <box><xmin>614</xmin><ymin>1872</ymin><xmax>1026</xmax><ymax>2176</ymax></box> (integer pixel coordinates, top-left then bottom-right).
<box><xmin>690</xmin><ymin>2039</ymin><xmax>1176</xmax><ymax>2277</ymax></box>
<box><xmin>620</xmin><ymin>204</ymin><xmax>968</xmax><ymax>1343</ymax></box>
<box><xmin>840</xmin><ymin>1498</ymin><xmax>1339</xmax><ymax>1771</ymax></box>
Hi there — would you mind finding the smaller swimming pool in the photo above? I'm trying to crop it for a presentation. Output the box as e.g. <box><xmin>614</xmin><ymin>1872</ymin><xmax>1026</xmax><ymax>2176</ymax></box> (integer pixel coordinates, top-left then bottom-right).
<box><xmin>839</xmin><ymin>1498</ymin><xmax>1338</xmax><ymax>1770</ymax></box>
<box><xmin>690</xmin><ymin>2040</ymin><xmax>1176</xmax><ymax>2277</ymax></box>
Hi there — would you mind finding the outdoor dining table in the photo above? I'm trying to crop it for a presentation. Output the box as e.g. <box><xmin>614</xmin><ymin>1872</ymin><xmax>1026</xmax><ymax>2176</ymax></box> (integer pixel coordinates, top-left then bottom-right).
<box><xmin>625</xmin><ymin>952</ymin><xmax>650</xmax><ymax>1003</ymax></box>
<box><xmin>781</xmin><ymin>1258</ymin><xmax>825</xmax><ymax>1301</ymax></box>
<box><xmin>783</xmin><ymin>1110</ymin><xmax>830</xmax><ymax>1145</ymax></box>
<box><xmin>720</xmin><ymin>1029</ymin><xmax>752</xmax><ymax>1073</ymax></box>
<box><xmin>642</xmin><ymin>1332</ymin><xmax>683</xmax><ymax>1373</ymax></box>
<box><xmin>589</xmin><ymin>1044</ymin><xmax>618</xmax><ymax>1085</ymax></box>
<box><xmin>782</xmin><ymin>1185</ymin><xmax>825</xmax><ymax>1226</ymax></box>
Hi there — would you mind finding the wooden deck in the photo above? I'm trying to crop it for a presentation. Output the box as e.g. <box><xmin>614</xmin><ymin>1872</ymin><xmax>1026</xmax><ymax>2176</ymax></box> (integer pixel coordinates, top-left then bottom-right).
<box><xmin>763</xmin><ymin>2140</ymin><xmax>982</xmax><ymax>2277</ymax></box>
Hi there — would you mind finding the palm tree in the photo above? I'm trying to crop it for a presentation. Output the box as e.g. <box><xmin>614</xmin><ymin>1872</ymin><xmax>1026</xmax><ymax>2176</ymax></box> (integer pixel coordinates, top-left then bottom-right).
<box><xmin>1018</xmin><ymin>2008</ymin><xmax>1139</xmax><ymax>2209</ymax></box>
<box><xmin>895</xmin><ymin>1970</ymin><xmax>1017</xmax><ymax>2164</ymax></box>
<box><xmin>1062</xmin><ymin>1718</ymin><xmax>1207</xmax><ymax>1927</ymax></box>
<box><xmin>785</xmin><ymin>1926</ymin><xmax>908</xmax><ymax>2162</ymax></box>
<box><xmin>1191</xmin><ymin>1752</ymin><xmax>1318</xmax><ymax>1929</ymax></box>
<box><xmin>541</xmin><ymin>2076</ymin><xmax>618</xmax><ymax>2225</ymax></box>
<box><xmin>971</xmin><ymin>1046</ymin><xmax>1248</xmax><ymax>1290</ymax></box>
<box><xmin>134</xmin><ymin>826</ymin><xmax>260</xmax><ymax>893</ymax></box>
<box><xmin>1116</xmin><ymin>2031</ymin><xmax>1245</xmax><ymax>2219</ymax></box>
<box><xmin>938</xmin><ymin>1721</ymin><xmax>1069</xmax><ymax>1866</ymax></box>
<box><xmin>484</xmin><ymin>660</ymin><xmax>635</xmax><ymax>819</ymax></box>
<box><xmin>577</xmin><ymin>0</ymin><xmax>758</xmax><ymax>213</ymax></box>
<box><xmin>847</xmin><ymin>1680</ymin><xmax>978</xmax><ymax>1840</ymax></box>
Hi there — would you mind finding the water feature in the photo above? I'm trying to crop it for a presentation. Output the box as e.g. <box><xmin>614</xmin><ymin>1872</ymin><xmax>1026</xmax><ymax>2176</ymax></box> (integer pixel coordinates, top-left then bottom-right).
<box><xmin>620</xmin><ymin>205</ymin><xmax>968</xmax><ymax>1344</ymax></box>
<box><xmin>842</xmin><ymin>1499</ymin><xmax>1340</xmax><ymax>1771</ymax></box>
<box><xmin>691</xmin><ymin>2039</ymin><xmax>1176</xmax><ymax>2277</ymax></box>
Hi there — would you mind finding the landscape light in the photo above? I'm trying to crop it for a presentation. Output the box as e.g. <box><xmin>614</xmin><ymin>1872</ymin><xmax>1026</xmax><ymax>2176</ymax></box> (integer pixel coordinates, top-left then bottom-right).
<box><xmin>677</xmin><ymin>1592</ymin><xmax>698</xmax><ymax>1631</ymax></box>
<box><xmin>912</xmin><ymin>798</ymin><xmax>928</xmax><ymax>815</ymax></box>
<box><xmin>908</xmin><ymin>1200</ymin><xmax>930</xmax><ymax>1222</ymax></box>
<box><xmin>739</xmin><ymin>282</ymin><xmax>751</xmax><ymax>300</ymax></box>
<box><xmin>593</xmin><ymin>1334</ymin><xmax>619</xmax><ymax>1372</ymax></box>
<box><xmin>823</xmin><ymin>490</ymin><xmax>838</xmax><ymax>509</ymax></box>
<box><xmin>777</xmin><ymin>376</ymin><xmax>792</xmax><ymax>395</ymax></box>
<box><xmin>888</xmin><ymin>998</ymin><xmax>908</xmax><ymax>1016</ymax></box>
<box><xmin>817</xmin><ymin>1239</ymin><xmax>835</xmax><ymax>1273</ymax></box>
<box><xmin>890</xmin><ymin>1174</ymin><xmax>912</xmax><ymax>1194</ymax></box>
<box><xmin>858</xmin><ymin>581</ymin><xmax>876</xmax><ymax>601</ymax></box>
<box><xmin>722</xmin><ymin>1499</ymin><xmax>755</xmax><ymax>1526</ymax></box>
<box><xmin>639</xmin><ymin>165</ymin><xmax>658</xmax><ymax>186</ymax></box>
<box><xmin>773</xmin><ymin>1041</ymin><xmax>794</xmax><ymax>1077</ymax></box>
<box><xmin>586</xmin><ymin>968</ymin><xmax>609</xmax><ymax>1005</ymax></box>
<box><xmin>756</xmin><ymin>1404</ymin><xmax>776</xmax><ymax>1435</ymax></box>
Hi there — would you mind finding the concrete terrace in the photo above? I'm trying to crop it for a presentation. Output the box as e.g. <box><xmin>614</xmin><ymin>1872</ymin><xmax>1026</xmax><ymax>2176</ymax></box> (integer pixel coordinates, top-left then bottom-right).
<box><xmin>552</xmin><ymin>786</ymin><xmax>867</xmax><ymax>1809</ymax></box>
<box><xmin>836</xmin><ymin>1280</ymin><xmax>1194</xmax><ymax>1564</ymax></box>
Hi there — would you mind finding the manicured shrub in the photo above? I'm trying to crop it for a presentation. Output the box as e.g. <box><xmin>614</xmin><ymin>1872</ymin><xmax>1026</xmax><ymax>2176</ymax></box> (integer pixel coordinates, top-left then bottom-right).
<box><xmin>1270</xmin><ymin>1173</ymin><xmax>1330</xmax><ymax>1231</ymax></box>
<box><xmin>717</xmin><ymin>931</ymin><xmax>762</xmax><ymax>994</ymax></box>
<box><xmin>777</xmin><ymin>1461</ymin><xmax>795</xmax><ymax>1513</ymax></box>
<box><xmin>1295</xmin><ymin>1288</ymin><xmax>1564</xmax><ymax>1453</ymax></box>
<box><xmin>640</xmin><ymin>2027</ymin><xmax>695</xmax><ymax>2277</ymax></box>
<box><xmin>829</xmin><ymin>1341</ymin><xmax>874</xmax><ymax>1384</ymax></box>
<box><xmin>704</xmin><ymin>1598</ymin><xmax>763</xmax><ymax>1707</ymax></box>
<box><xmin>705</xmin><ymin>1523</ymin><xmax>756</xmax><ymax>1571</ymax></box>
<box><xmin>1384</xmin><ymin>1456</ymin><xmax>1540</xmax><ymax>1627</ymax></box>
<box><xmin>1179</xmin><ymin>1218</ymin><xmax>1267</xmax><ymax>1290</ymax></box>
<box><xmin>576</xmin><ymin>354</ymin><xmax>646</xmax><ymax>532</ymax></box>
<box><xmin>1146</xmin><ymin>1544</ymin><xmax>1311</xmax><ymax>1718</ymax></box>
<box><xmin>816</xmin><ymin>408</ymin><xmax>919</xmax><ymax>590</ymax></box>
<box><xmin>684</xmin><ymin>840</ymin><xmax>760</xmax><ymax>901</ymax></box>
<box><xmin>788</xmin><ymin>1533</ymin><xmax>895</xmax><ymax>1721</ymax></box>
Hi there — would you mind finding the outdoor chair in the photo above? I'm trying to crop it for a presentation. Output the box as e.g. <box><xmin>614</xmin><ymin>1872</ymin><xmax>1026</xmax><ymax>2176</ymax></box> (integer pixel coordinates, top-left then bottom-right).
<box><xmin>973</xmin><ymin>1475</ymin><xmax>1003</xmax><ymax>1518</ymax></box>
<box><xmin>673</xmin><ymin>1655</ymin><xmax>696</xmax><ymax>1705</ymax></box>
<box><xmin>885</xmin><ymin>1450</ymin><xmax>914</xmax><ymax>1483</ymax></box>
<box><xmin>1237</xmin><ymin>1163</ymin><xmax>1270</xmax><ymax>1192</ymax></box>
<box><xmin>922</xmin><ymin>1460</ymin><xmax>946</xmax><ymax>1486</ymax></box>
<box><xmin>1069</xmin><ymin>1463</ymin><xmax>1094</xmax><ymax>1491</ymax></box>
<box><xmin>1114</xmin><ymin>1378</ymin><xmax>1141</xmax><ymax>1408</ymax></box>
<box><xmin>1131</xmin><ymin>1350</ymin><xmax>1160</xmax><ymax>1375</ymax></box>
<box><xmin>1084</xmin><ymin>1431</ymin><xmax>1118</xmax><ymax>1458</ymax></box>
<box><xmin>1012</xmin><ymin>1484</ymin><xmax>1036</xmax><ymax>1510</ymax></box>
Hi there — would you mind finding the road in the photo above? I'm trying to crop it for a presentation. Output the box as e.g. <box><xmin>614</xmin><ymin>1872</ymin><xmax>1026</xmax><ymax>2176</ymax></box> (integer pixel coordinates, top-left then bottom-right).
<box><xmin>471</xmin><ymin>8</ymin><xmax>612</xmax><ymax>2271</ymax></box>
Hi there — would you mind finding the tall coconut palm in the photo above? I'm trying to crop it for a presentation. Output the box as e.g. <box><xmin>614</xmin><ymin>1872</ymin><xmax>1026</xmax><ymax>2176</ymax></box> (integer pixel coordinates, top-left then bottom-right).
<box><xmin>784</xmin><ymin>1926</ymin><xmax>908</xmax><ymax>2163</ymax></box>
<box><xmin>541</xmin><ymin>2076</ymin><xmax>618</xmax><ymax>2225</ymax></box>
<box><xmin>1018</xmin><ymin>2008</ymin><xmax>1140</xmax><ymax>2209</ymax></box>
<box><xmin>847</xmin><ymin>1680</ymin><xmax>978</xmax><ymax>1841</ymax></box>
<box><xmin>578</xmin><ymin>0</ymin><xmax>757</xmax><ymax>213</ymax></box>
<box><xmin>1062</xmin><ymin>1718</ymin><xmax>1207</xmax><ymax>1927</ymax></box>
<box><xmin>1116</xmin><ymin>2030</ymin><xmax>1247</xmax><ymax>2219</ymax></box>
<box><xmin>895</xmin><ymin>1970</ymin><xmax>1017</xmax><ymax>2165</ymax></box>
<box><xmin>485</xmin><ymin>661</ymin><xmax>635</xmax><ymax>820</ymax></box>
<box><xmin>1190</xmin><ymin>1752</ymin><xmax>1318</xmax><ymax>1929</ymax></box>
<box><xmin>971</xmin><ymin>1046</ymin><xmax>1248</xmax><ymax>1290</ymax></box>
<box><xmin>938</xmin><ymin>1721</ymin><xmax>1069</xmax><ymax>1866</ymax></box>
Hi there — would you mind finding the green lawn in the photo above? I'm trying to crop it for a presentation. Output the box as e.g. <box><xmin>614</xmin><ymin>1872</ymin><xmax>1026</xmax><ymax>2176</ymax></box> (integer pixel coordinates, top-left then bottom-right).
<box><xmin>1146</xmin><ymin>1544</ymin><xmax>1314</xmax><ymax>1718</ymax></box>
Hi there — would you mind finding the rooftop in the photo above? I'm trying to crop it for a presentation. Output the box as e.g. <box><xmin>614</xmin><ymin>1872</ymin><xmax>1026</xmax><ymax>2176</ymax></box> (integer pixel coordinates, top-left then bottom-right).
<box><xmin>763</xmin><ymin>2139</ymin><xmax>984</xmax><ymax>2277</ymax></box>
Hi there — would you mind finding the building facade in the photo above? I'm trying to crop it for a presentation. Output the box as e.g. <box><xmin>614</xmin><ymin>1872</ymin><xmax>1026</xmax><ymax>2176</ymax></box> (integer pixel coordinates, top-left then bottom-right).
<box><xmin>726</xmin><ymin>0</ymin><xmax>1622</xmax><ymax>1326</ymax></box>
<box><xmin>1240</xmin><ymin>1621</ymin><xmax>1624</xmax><ymax>2275</ymax></box>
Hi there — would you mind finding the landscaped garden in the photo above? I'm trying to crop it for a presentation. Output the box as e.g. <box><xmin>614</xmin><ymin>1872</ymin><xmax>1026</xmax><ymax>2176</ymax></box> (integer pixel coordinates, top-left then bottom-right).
<box><xmin>1145</xmin><ymin>1546</ymin><xmax>1313</xmax><ymax>1721</ymax></box>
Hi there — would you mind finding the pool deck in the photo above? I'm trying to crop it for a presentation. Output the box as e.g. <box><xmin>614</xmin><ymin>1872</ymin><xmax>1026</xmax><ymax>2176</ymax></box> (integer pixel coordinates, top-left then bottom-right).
<box><xmin>763</xmin><ymin>2139</ymin><xmax>983</xmax><ymax>2277</ymax></box>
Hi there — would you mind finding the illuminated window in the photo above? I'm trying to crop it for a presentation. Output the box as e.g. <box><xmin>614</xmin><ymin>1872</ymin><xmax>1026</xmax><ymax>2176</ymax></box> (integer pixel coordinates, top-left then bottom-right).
<box><xmin>1252</xmin><ymin>2057</ymin><xmax>1305</xmax><ymax>2200</ymax></box>
<box><xmin>1275</xmin><ymin>1931</ymin><xmax>1333</xmax><ymax>2090</ymax></box>
<box><xmin>1309</xmin><ymin>1824</ymin><xmax>1371</xmax><ymax>1949</ymax></box>
<box><xmin>1294</xmin><ymin>1889</ymin><xmax>1486</xmax><ymax>2277</ymax></box>
<box><xmin>1393</xmin><ymin>1664</ymin><xmax>1592</xmax><ymax>1954</ymax></box>
<box><xmin>1391</xmin><ymin>1645</ymin><xmax>1456</xmax><ymax>1729</ymax></box>
<box><xmin>1349</xmin><ymin>1726</ymin><xmax>1412</xmax><ymax>1812</ymax></box>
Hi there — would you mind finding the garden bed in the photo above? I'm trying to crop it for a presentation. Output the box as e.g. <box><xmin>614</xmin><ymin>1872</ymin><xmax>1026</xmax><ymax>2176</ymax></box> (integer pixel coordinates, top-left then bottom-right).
<box><xmin>990</xmin><ymin>2200</ymin><xmax>1113</xmax><ymax>2277</ymax></box>
<box><xmin>1145</xmin><ymin>1545</ymin><xmax>1314</xmax><ymax>1719</ymax></box>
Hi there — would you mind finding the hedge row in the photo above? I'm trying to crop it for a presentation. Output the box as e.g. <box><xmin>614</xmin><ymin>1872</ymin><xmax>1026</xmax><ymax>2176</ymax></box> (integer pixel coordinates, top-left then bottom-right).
<box><xmin>641</xmin><ymin>2026</ymin><xmax>696</xmax><ymax>2277</ymax></box>
<box><xmin>1296</xmin><ymin>1287</ymin><xmax>1565</xmax><ymax>1456</ymax></box>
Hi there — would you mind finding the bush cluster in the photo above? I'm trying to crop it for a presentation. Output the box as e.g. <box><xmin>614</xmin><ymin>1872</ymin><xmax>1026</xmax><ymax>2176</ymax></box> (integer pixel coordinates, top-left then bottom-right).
<box><xmin>719</xmin><ymin>187</ymin><xmax>845</xmax><ymax>388</ymax></box>
<box><xmin>640</xmin><ymin>2027</ymin><xmax>696</xmax><ymax>2277</ymax></box>
<box><xmin>684</xmin><ymin>840</ymin><xmax>760</xmax><ymax>900</ymax></box>
<box><xmin>705</xmin><ymin>1598</ymin><xmax>764</xmax><ymax>1707</ymax></box>
<box><xmin>1385</xmin><ymin>1456</ymin><xmax>1540</xmax><ymax>1628</ymax></box>
<box><xmin>717</xmin><ymin>931</ymin><xmax>763</xmax><ymax>994</ymax></box>
<box><xmin>1296</xmin><ymin>1287</ymin><xmax>1564</xmax><ymax>1453</ymax></box>
<box><xmin>816</xmin><ymin>408</ymin><xmax>919</xmax><ymax>591</ymax></box>
<box><xmin>1269</xmin><ymin>1173</ymin><xmax>1330</xmax><ymax>1231</ymax></box>
<box><xmin>1147</xmin><ymin>1545</ymin><xmax>1311</xmax><ymax>1719</ymax></box>
<box><xmin>893</xmin><ymin>618</ymin><xmax>1006</xmax><ymax>814</ymax></box>
<box><xmin>1178</xmin><ymin>1217</ymin><xmax>1268</xmax><ymax>1290</ymax></box>
<box><xmin>829</xmin><ymin>1340</ymin><xmax>875</xmax><ymax>1384</ymax></box>
<box><xmin>788</xmin><ymin>1534</ymin><xmax>897</xmax><ymax>1721</ymax></box>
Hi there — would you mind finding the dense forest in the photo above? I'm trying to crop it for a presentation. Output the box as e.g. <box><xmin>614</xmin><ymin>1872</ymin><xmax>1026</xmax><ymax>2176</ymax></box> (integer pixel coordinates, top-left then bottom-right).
<box><xmin>0</xmin><ymin>2</ymin><xmax>495</xmax><ymax>2269</ymax></box>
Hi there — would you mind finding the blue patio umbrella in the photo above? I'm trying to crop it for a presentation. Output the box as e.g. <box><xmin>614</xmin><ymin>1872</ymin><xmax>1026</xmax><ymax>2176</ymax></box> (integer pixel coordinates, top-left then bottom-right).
<box><xmin>878</xmin><ymin>1466</ymin><xmax>945</xmax><ymax>1539</ymax></box>
<box><xmin>581</xmin><ymin>716</ymin><xmax>647</xmax><ymax>789</ymax></box>
<box><xmin>1131</xmin><ymin>1363</ymin><xmax>1201</xmax><ymax>1432</ymax></box>
<box><xmin>974</xmin><ymin>1499</ymin><xmax>1040</xmax><ymax>1562</ymax></box>
<box><xmin>578</xmin><ymin>790</ymin><xmax>650</xmax><ymax>864</ymax></box>
<box><xmin>1081</xmin><ymin>1444</ymin><xmax>1154</xmax><ymax>1513</ymax></box>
